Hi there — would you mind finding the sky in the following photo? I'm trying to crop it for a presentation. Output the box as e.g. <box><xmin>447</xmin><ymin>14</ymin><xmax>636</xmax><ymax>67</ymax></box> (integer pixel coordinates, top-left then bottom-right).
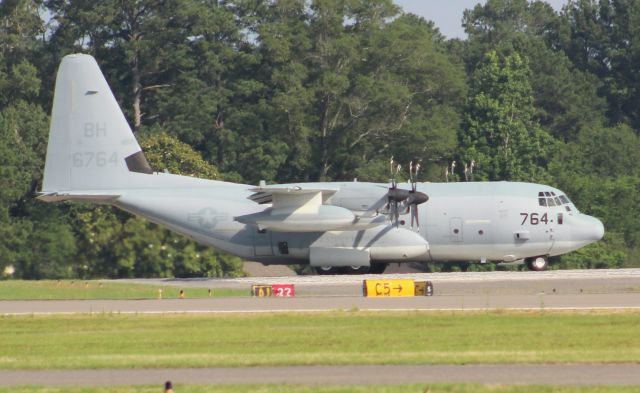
<box><xmin>394</xmin><ymin>0</ymin><xmax>568</xmax><ymax>39</ymax></box>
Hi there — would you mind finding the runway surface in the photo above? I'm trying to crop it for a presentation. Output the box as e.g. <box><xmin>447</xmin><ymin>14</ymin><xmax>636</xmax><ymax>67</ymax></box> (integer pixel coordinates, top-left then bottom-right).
<box><xmin>2</xmin><ymin>293</ymin><xmax>640</xmax><ymax>314</ymax></box>
<box><xmin>124</xmin><ymin>268</ymin><xmax>640</xmax><ymax>296</ymax></box>
<box><xmin>2</xmin><ymin>269</ymin><xmax>639</xmax><ymax>315</ymax></box>
<box><xmin>2</xmin><ymin>364</ymin><xmax>640</xmax><ymax>386</ymax></box>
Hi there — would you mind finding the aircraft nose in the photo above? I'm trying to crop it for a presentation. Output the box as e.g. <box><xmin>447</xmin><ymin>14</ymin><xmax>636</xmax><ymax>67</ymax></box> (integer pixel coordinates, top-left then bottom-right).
<box><xmin>592</xmin><ymin>217</ymin><xmax>605</xmax><ymax>241</ymax></box>
<box><xmin>581</xmin><ymin>215</ymin><xmax>605</xmax><ymax>241</ymax></box>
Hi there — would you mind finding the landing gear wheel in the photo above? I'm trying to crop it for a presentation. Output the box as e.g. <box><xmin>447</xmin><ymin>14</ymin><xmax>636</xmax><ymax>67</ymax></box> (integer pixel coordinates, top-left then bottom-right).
<box><xmin>369</xmin><ymin>263</ymin><xmax>387</xmax><ymax>274</ymax></box>
<box><xmin>341</xmin><ymin>266</ymin><xmax>370</xmax><ymax>275</ymax></box>
<box><xmin>315</xmin><ymin>266</ymin><xmax>341</xmax><ymax>275</ymax></box>
<box><xmin>526</xmin><ymin>256</ymin><xmax>548</xmax><ymax>271</ymax></box>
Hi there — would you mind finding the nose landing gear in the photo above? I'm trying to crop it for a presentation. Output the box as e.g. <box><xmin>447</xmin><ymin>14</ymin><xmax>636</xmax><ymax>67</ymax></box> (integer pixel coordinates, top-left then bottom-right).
<box><xmin>526</xmin><ymin>256</ymin><xmax>548</xmax><ymax>271</ymax></box>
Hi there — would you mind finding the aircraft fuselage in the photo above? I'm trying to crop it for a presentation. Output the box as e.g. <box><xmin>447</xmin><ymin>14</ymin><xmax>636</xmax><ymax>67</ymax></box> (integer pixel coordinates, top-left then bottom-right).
<box><xmin>110</xmin><ymin>174</ymin><xmax>604</xmax><ymax>269</ymax></box>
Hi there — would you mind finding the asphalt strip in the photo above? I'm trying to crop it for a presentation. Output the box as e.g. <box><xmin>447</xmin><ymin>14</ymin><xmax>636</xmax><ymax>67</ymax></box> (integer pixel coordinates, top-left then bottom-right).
<box><xmin>2</xmin><ymin>364</ymin><xmax>640</xmax><ymax>386</ymax></box>
<box><xmin>2</xmin><ymin>293</ymin><xmax>640</xmax><ymax>315</ymax></box>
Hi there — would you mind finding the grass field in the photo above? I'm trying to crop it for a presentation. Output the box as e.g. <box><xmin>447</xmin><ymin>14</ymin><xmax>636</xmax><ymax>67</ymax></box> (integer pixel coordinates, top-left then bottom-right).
<box><xmin>1</xmin><ymin>311</ymin><xmax>639</xmax><ymax>369</ymax></box>
<box><xmin>0</xmin><ymin>280</ymin><xmax>245</xmax><ymax>300</ymax></box>
<box><xmin>2</xmin><ymin>385</ymin><xmax>640</xmax><ymax>393</ymax></box>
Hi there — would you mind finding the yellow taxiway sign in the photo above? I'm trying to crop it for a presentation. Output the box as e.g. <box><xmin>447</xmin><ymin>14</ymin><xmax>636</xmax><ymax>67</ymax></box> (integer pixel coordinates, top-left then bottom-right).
<box><xmin>363</xmin><ymin>279</ymin><xmax>416</xmax><ymax>297</ymax></box>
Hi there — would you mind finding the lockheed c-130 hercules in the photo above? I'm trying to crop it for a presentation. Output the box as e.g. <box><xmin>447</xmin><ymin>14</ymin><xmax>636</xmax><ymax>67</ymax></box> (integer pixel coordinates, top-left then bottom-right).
<box><xmin>38</xmin><ymin>54</ymin><xmax>605</xmax><ymax>274</ymax></box>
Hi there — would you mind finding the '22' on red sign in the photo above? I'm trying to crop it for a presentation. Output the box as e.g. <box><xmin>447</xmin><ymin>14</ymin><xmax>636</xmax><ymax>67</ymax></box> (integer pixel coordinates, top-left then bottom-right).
<box><xmin>271</xmin><ymin>284</ymin><xmax>295</xmax><ymax>297</ymax></box>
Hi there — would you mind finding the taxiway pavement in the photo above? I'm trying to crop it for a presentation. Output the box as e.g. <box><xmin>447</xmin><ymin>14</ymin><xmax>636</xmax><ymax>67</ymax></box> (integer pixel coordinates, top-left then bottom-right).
<box><xmin>2</xmin><ymin>364</ymin><xmax>640</xmax><ymax>386</ymax></box>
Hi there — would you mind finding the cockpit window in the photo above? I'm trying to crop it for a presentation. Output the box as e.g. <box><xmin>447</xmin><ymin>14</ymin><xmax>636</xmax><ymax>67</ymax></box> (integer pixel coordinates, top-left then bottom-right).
<box><xmin>538</xmin><ymin>191</ymin><xmax>577</xmax><ymax>212</ymax></box>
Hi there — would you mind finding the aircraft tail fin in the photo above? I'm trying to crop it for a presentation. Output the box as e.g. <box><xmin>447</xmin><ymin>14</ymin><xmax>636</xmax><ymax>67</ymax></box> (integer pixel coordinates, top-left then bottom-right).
<box><xmin>41</xmin><ymin>54</ymin><xmax>153</xmax><ymax>199</ymax></box>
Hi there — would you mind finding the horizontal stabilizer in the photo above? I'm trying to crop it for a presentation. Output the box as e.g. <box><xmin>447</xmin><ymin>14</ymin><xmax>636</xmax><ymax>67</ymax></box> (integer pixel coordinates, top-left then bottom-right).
<box><xmin>37</xmin><ymin>192</ymin><xmax>120</xmax><ymax>203</ymax></box>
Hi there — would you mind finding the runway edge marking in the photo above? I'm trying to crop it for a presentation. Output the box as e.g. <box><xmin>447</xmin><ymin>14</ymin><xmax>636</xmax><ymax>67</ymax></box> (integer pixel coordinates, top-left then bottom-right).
<box><xmin>3</xmin><ymin>306</ymin><xmax>640</xmax><ymax>316</ymax></box>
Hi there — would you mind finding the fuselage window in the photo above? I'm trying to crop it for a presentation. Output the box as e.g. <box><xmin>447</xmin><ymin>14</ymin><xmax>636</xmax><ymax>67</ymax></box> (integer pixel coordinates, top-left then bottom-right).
<box><xmin>554</xmin><ymin>197</ymin><xmax>562</xmax><ymax>205</ymax></box>
<box><xmin>551</xmin><ymin>191</ymin><xmax>557</xmax><ymax>196</ymax></box>
<box><xmin>538</xmin><ymin>191</ymin><xmax>545</xmax><ymax>197</ymax></box>
<box><xmin>544</xmin><ymin>192</ymin><xmax>551</xmax><ymax>197</ymax></box>
<box><xmin>559</xmin><ymin>195</ymin><xmax>570</xmax><ymax>204</ymax></box>
<box><xmin>539</xmin><ymin>197</ymin><xmax>547</xmax><ymax>206</ymax></box>
<box><xmin>558</xmin><ymin>213</ymin><xmax>564</xmax><ymax>225</ymax></box>
<box><xmin>547</xmin><ymin>198</ymin><xmax>556</xmax><ymax>206</ymax></box>
<box><xmin>565</xmin><ymin>206</ymin><xmax>572</xmax><ymax>212</ymax></box>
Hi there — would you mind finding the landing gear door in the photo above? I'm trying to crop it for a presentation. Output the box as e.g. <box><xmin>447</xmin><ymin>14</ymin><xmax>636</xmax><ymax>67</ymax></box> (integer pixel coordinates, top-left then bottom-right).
<box><xmin>450</xmin><ymin>217</ymin><xmax>463</xmax><ymax>242</ymax></box>
<box><xmin>253</xmin><ymin>228</ymin><xmax>273</xmax><ymax>256</ymax></box>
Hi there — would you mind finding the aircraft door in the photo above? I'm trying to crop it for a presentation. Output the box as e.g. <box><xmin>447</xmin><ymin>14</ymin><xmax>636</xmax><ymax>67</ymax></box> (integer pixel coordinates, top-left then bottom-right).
<box><xmin>450</xmin><ymin>217</ymin><xmax>463</xmax><ymax>242</ymax></box>
<box><xmin>546</xmin><ymin>211</ymin><xmax>564</xmax><ymax>253</ymax></box>
<box><xmin>253</xmin><ymin>229</ymin><xmax>273</xmax><ymax>256</ymax></box>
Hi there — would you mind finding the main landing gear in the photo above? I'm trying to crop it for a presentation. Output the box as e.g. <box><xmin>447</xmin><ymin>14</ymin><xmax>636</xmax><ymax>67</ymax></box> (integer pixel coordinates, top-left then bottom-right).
<box><xmin>525</xmin><ymin>256</ymin><xmax>549</xmax><ymax>271</ymax></box>
<box><xmin>315</xmin><ymin>263</ymin><xmax>387</xmax><ymax>275</ymax></box>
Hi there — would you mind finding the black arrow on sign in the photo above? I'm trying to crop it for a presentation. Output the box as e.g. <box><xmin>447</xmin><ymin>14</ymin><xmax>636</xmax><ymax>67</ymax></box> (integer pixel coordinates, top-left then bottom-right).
<box><xmin>394</xmin><ymin>284</ymin><xmax>402</xmax><ymax>293</ymax></box>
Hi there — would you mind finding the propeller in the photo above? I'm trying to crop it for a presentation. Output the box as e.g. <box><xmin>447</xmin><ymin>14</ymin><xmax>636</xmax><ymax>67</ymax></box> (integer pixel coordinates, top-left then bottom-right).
<box><xmin>406</xmin><ymin>160</ymin><xmax>428</xmax><ymax>228</ymax></box>
<box><xmin>385</xmin><ymin>158</ymin><xmax>428</xmax><ymax>228</ymax></box>
<box><xmin>386</xmin><ymin>157</ymin><xmax>402</xmax><ymax>227</ymax></box>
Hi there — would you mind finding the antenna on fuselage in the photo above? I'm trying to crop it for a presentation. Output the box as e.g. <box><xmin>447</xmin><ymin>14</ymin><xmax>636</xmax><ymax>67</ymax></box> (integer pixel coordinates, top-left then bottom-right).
<box><xmin>463</xmin><ymin>160</ymin><xmax>476</xmax><ymax>182</ymax></box>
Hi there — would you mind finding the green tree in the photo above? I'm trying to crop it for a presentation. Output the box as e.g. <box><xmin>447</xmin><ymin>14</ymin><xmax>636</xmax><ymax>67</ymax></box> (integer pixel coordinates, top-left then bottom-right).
<box><xmin>0</xmin><ymin>102</ymin><xmax>79</xmax><ymax>279</ymax></box>
<box><xmin>459</xmin><ymin>50</ymin><xmax>554</xmax><ymax>181</ymax></box>
<box><xmin>557</xmin><ymin>0</ymin><xmax>640</xmax><ymax>130</ymax></box>
<box><xmin>0</xmin><ymin>0</ymin><xmax>44</xmax><ymax>108</ymax></box>
<box><xmin>550</xmin><ymin>125</ymin><xmax>640</xmax><ymax>267</ymax></box>
<box><xmin>462</xmin><ymin>0</ymin><xmax>606</xmax><ymax>141</ymax></box>
<box><xmin>246</xmin><ymin>1</ymin><xmax>466</xmax><ymax>183</ymax></box>
<box><xmin>46</xmin><ymin>0</ymin><xmax>240</xmax><ymax>132</ymax></box>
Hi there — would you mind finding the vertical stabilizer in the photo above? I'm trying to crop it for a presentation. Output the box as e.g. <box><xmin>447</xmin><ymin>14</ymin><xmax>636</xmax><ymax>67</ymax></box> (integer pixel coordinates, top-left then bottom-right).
<box><xmin>42</xmin><ymin>54</ymin><xmax>152</xmax><ymax>194</ymax></box>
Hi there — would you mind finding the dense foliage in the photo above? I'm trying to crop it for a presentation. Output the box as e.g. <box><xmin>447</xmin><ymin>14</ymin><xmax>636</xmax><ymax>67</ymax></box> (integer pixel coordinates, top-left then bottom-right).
<box><xmin>0</xmin><ymin>0</ymin><xmax>638</xmax><ymax>278</ymax></box>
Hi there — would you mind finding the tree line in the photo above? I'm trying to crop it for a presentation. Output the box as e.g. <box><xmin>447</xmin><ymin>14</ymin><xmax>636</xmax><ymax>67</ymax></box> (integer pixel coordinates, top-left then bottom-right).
<box><xmin>1</xmin><ymin>0</ymin><xmax>638</xmax><ymax>278</ymax></box>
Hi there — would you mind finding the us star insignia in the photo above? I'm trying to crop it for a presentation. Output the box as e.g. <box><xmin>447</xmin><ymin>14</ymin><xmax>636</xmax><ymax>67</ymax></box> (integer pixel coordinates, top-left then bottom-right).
<box><xmin>187</xmin><ymin>207</ymin><xmax>227</xmax><ymax>230</ymax></box>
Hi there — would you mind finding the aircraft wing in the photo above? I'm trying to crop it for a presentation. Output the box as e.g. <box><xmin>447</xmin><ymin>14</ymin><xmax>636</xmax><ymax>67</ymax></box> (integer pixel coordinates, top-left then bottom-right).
<box><xmin>238</xmin><ymin>184</ymin><xmax>376</xmax><ymax>232</ymax></box>
<box><xmin>247</xmin><ymin>185</ymin><xmax>339</xmax><ymax>206</ymax></box>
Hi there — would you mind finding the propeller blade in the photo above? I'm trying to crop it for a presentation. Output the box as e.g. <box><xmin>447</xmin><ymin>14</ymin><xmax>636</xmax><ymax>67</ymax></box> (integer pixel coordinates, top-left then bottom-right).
<box><xmin>394</xmin><ymin>203</ymin><xmax>399</xmax><ymax>227</ymax></box>
<box><xmin>410</xmin><ymin>204</ymin><xmax>419</xmax><ymax>228</ymax></box>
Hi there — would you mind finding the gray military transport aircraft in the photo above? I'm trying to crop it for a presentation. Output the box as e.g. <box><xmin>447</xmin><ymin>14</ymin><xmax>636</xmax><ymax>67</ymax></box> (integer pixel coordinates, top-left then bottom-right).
<box><xmin>38</xmin><ymin>54</ymin><xmax>605</xmax><ymax>274</ymax></box>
